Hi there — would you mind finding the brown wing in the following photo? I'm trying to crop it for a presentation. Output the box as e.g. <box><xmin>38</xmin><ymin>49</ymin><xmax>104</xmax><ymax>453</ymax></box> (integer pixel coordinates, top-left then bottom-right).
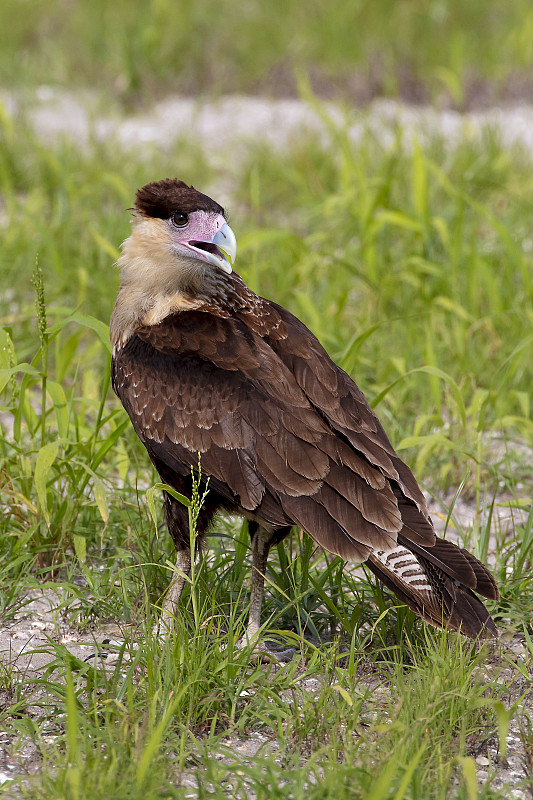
<box><xmin>112</xmin><ymin>310</ymin><xmax>408</xmax><ymax>562</ymax></box>
<box><xmin>112</xmin><ymin>303</ymin><xmax>497</xmax><ymax>626</ymax></box>
<box><xmin>262</xmin><ymin>303</ymin><xmax>429</xmax><ymax>512</ymax></box>
<box><xmin>252</xmin><ymin>302</ymin><xmax>498</xmax><ymax>619</ymax></box>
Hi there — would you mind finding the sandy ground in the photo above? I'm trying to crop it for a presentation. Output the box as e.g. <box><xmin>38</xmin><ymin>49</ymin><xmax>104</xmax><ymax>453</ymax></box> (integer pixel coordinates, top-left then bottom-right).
<box><xmin>1</xmin><ymin>90</ymin><xmax>532</xmax><ymax>796</ymax></box>
<box><xmin>0</xmin><ymin>561</ymin><xmax>530</xmax><ymax>797</ymax></box>
<box><xmin>0</xmin><ymin>495</ymin><xmax>526</xmax><ymax>669</ymax></box>
<box><xmin>4</xmin><ymin>89</ymin><xmax>533</xmax><ymax>163</ymax></box>
<box><xmin>0</xmin><ymin>490</ymin><xmax>531</xmax><ymax>797</ymax></box>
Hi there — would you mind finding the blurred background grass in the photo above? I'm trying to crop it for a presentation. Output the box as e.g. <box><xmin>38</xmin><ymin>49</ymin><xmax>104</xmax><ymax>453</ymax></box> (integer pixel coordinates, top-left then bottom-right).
<box><xmin>2</xmin><ymin>0</ymin><xmax>533</xmax><ymax>106</ymax></box>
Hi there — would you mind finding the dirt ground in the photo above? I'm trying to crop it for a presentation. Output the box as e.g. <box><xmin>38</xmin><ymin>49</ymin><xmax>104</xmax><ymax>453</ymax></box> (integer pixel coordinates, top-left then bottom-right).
<box><xmin>0</xmin><ymin>495</ymin><xmax>531</xmax><ymax>796</ymax></box>
<box><xmin>5</xmin><ymin>89</ymin><xmax>533</xmax><ymax>164</ymax></box>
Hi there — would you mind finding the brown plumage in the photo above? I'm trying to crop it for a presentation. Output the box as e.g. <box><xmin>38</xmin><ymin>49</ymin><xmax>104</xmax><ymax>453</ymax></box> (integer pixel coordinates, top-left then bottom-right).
<box><xmin>110</xmin><ymin>178</ymin><xmax>498</xmax><ymax>646</ymax></box>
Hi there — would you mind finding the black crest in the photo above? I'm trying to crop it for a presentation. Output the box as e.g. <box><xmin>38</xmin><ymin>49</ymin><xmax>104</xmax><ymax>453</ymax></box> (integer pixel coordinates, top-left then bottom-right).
<box><xmin>135</xmin><ymin>179</ymin><xmax>224</xmax><ymax>220</ymax></box>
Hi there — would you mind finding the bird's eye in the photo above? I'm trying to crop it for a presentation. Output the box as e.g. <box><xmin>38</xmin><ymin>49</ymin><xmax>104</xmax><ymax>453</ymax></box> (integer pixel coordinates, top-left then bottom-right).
<box><xmin>171</xmin><ymin>211</ymin><xmax>189</xmax><ymax>227</ymax></box>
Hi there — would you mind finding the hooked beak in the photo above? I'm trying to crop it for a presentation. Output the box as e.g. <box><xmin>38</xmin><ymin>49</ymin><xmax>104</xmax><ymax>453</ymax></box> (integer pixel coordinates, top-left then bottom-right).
<box><xmin>180</xmin><ymin>223</ymin><xmax>237</xmax><ymax>275</ymax></box>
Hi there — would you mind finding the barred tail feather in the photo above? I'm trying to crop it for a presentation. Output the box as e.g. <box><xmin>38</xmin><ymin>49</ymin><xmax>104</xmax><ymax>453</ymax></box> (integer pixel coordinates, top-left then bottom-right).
<box><xmin>367</xmin><ymin>540</ymin><xmax>498</xmax><ymax>639</ymax></box>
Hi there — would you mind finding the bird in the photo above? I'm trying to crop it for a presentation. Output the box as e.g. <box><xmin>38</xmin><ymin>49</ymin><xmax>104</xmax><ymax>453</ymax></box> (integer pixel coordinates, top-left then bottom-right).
<box><xmin>110</xmin><ymin>177</ymin><xmax>498</xmax><ymax>654</ymax></box>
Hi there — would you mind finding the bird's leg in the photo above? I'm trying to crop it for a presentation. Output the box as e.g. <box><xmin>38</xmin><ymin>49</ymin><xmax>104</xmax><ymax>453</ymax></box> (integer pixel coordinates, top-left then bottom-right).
<box><xmin>95</xmin><ymin>547</ymin><xmax>192</xmax><ymax>663</ymax></box>
<box><xmin>157</xmin><ymin>548</ymin><xmax>191</xmax><ymax>628</ymax></box>
<box><xmin>244</xmin><ymin>524</ymin><xmax>271</xmax><ymax>645</ymax></box>
<box><xmin>157</xmin><ymin>548</ymin><xmax>191</xmax><ymax>630</ymax></box>
<box><xmin>154</xmin><ymin>490</ymin><xmax>197</xmax><ymax>634</ymax></box>
<box><xmin>239</xmin><ymin>524</ymin><xmax>295</xmax><ymax>662</ymax></box>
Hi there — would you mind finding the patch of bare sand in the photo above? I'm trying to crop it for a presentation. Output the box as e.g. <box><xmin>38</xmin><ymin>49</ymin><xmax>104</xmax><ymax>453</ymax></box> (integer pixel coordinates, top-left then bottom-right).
<box><xmin>4</xmin><ymin>89</ymin><xmax>533</xmax><ymax>160</ymax></box>
<box><xmin>0</xmin><ymin>494</ymin><xmax>531</xmax><ymax>799</ymax></box>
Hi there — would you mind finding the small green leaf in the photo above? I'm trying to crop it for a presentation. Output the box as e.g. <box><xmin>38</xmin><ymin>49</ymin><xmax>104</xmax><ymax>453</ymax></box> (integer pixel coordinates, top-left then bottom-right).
<box><xmin>433</xmin><ymin>295</ymin><xmax>473</xmax><ymax>321</ymax></box>
<box><xmin>333</xmin><ymin>684</ymin><xmax>353</xmax><ymax>706</ymax></box>
<box><xmin>73</xmin><ymin>533</ymin><xmax>87</xmax><ymax>564</ymax></box>
<box><xmin>494</xmin><ymin>701</ymin><xmax>511</xmax><ymax>761</ymax></box>
<box><xmin>0</xmin><ymin>363</ymin><xmax>40</xmax><ymax>394</ymax></box>
<box><xmin>93</xmin><ymin>476</ymin><xmax>109</xmax><ymax>525</ymax></box>
<box><xmin>376</xmin><ymin>209</ymin><xmax>423</xmax><ymax>233</ymax></box>
<box><xmin>146</xmin><ymin>485</ymin><xmax>160</xmax><ymax>528</ymax></box>
<box><xmin>457</xmin><ymin>756</ymin><xmax>478</xmax><ymax>800</ymax></box>
<box><xmin>48</xmin><ymin>312</ymin><xmax>111</xmax><ymax>353</ymax></box>
<box><xmin>152</xmin><ymin>482</ymin><xmax>191</xmax><ymax>507</ymax></box>
<box><xmin>47</xmin><ymin>380</ymin><xmax>69</xmax><ymax>438</ymax></box>
<box><xmin>34</xmin><ymin>440</ymin><xmax>60</xmax><ymax>526</ymax></box>
<box><xmin>146</xmin><ymin>482</ymin><xmax>191</xmax><ymax>530</ymax></box>
<box><xmin>340</xmin><ymin>322</ymin><xmax>384</xmax><ymax>374</ymax></box>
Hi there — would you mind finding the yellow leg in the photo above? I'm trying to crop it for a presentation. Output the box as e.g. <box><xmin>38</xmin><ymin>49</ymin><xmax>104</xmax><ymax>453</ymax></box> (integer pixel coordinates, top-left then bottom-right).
<box><xmin>155</xmin><ymin>549</ymin><xmax>191</xmax><ymax>632</ymax></box>
<box><xmin>240</xmin><ymin>526</ymin><xmax>295</xmax><ymax>662</ymax></box>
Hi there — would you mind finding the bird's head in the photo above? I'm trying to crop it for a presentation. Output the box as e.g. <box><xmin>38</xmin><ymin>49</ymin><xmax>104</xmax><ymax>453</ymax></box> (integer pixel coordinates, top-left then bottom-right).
<box><xmin>118</xmin><ymin>178</ymin><xmax>236</xmax><ymax>290</ymax></box>
<box><xmin>111</xmin><ymin>179</ymin><xmax>237</xmax><ymax>347</ymax></box>
<box><xmin>136</xmin><ymin>178</ymin><xmax>236</xmax><ymax>274</ymax></box>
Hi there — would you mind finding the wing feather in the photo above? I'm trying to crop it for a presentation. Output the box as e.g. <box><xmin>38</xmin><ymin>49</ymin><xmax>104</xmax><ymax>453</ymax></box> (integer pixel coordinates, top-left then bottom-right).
<box><xmin>111</xmin><ymin>297</ymin><xmax>497</xmax><ymax>638</ymax></box>
<box><xmin>112</xmin><ymin>310</ymin><xmax>428</xmax><ymax>549</ymax></box>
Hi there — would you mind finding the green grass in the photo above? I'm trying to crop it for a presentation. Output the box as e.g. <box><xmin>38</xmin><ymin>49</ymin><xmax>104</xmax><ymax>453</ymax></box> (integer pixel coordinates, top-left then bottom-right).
<box><xmin>2</xmin><ymin>0</ymin><xmax>533</xmax><ymax>105</ymax></box>
<box><xmin>0</xmin><ymin>101</ymin><xmax>532</xmax><ymax>797</ymax></box>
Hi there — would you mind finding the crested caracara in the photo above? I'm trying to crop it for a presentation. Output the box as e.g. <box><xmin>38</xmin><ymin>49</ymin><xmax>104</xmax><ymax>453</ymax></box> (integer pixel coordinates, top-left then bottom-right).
<box><xmin>110</xmin><ymin>178</ymin><xmax>498</xmax><ymax>652</ymax></box>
